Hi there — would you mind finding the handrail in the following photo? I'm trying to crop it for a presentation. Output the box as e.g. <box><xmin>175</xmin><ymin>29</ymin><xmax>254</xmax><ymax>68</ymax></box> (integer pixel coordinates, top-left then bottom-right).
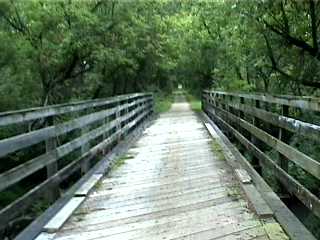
<box><xmin>0</xmin><ymin>93</ymin><xmax>154</xmax><ymax>233</ymax></box>
<box><xmin>203</xmin><ymin>90</ymin><xmax>320</xmax><ymax>112</ymax></box>
<box><xmin>0</xmin><ymin>93</ymin><xmax>152</xmax><ymax>126</ymax></box>
<box><xmin>202</xmin><ymin>90</ymin><xmax>320</xmax><ymax>221</ymax></box>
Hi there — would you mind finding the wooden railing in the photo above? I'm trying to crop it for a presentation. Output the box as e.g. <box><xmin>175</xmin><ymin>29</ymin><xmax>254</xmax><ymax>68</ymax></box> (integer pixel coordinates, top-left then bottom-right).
<box><xmin>0</xmin><ymin>93</ymin><xmax>153</xmax><ymax>232</ymax></box>
<box><xmin>202</xmin><ymin>90</ymin><xmax>320</xmax><ymax>220</ymax></box>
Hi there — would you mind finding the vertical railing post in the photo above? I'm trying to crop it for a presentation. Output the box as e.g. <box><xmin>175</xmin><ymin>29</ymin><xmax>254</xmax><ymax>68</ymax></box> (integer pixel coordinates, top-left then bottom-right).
<box><xmin>236</xmin><ymin>96</ymin><xmax>245</xmax><ymax>135</ymax></box>
<box><xmin>229</xmin><ymin>95</ymin><xmax>233</xmax><ymax>114</ymax></box>
<box><xmin>222</xmin><ymin>94</ymin><xmax>227</xmax><ymax>111</ymax></box>
<box><xmin>101</xmin><ymin>103</ymin><xmax>109</xmax><ymax>155</ymax></box>
<box><xmin>45</xmin><ymin>116</ymin><xmax>59</xmax><ymax>201</ymax></box>
<box><xmin>237</xmin><ymin>96</ymin><xmax>246</xmax><ymax>155</ymax></box>
<box><xmin>124</xmin><ymin>97</ymin><xmax>129</xmax><ymax>136</ymax></box>
<box><xmin>276</xmin><ymin>104</ymin><xmax>290</xmax><ymax>197</ymax></box>
<box><xmin>278</xmin><ymin>105</ymin><xmax>289</xmax><ymax>171</ymax></box>
<box><xmin>81</xmin><ymin>110</ymin><xmax>90</xmax><ymax>174</ymax></box>
<box><xmin>239</xmin><ymin>97</ymin><xmax>244</xmax><ymax>119</ymax></box>
<box><xmin>251</xmin><ymin>99</ymin><xmax>262</xmax><ymax>174</ymax></box>
<box><xmin>116</xmin><ymin>98</ymin><xmax>122</xmax><ymax>142</ymax></box>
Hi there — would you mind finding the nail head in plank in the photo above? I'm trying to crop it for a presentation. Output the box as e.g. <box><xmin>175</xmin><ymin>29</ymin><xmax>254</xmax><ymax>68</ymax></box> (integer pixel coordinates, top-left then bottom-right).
<box><xmin>44</xmin><ymin>197</ymin><xmax>85</xmax><ymax>233</ymax></box>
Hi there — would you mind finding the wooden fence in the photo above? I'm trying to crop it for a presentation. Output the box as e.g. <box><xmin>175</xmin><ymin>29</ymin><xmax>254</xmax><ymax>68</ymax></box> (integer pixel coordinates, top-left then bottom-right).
<box><xmin>0</xmin><ymin>93</ymin><xmax>153</xmax><ymax>232</ymax></box>
<box><xmin>202</xmin><ymin>90</ymin><xmax>320</xmax><ymax>220</ymax></box>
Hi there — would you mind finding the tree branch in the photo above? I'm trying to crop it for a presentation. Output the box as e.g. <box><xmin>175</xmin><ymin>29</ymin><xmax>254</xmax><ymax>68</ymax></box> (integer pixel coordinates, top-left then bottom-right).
<box><xmin>309</xmin><ymin>0</ymin><xmax>318</xmax><ymax>51</ymax></box>
<box><xmin>280</xmin><ymin>1</ymin><xmax>290</xmax><ymax>33</ymax></box>
<box><xmin>263</xmin><ymin>19</ymin><xmax>319</xmax><ymax>60</ymax></box>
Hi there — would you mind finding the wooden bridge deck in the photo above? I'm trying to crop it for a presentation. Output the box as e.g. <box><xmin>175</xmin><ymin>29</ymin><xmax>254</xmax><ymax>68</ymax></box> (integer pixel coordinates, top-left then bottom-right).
<box><xmin>45</xmin><ymin>101</ymin><xmax>283</xmax><ymax>240</ymax></box>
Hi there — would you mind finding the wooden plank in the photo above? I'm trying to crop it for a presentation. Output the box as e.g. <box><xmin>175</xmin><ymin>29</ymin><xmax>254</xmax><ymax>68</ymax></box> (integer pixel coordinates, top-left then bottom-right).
<box><xmin>85</xmin><ymin>182</ymin><xmax>233</xmax><ymax>212</ymax></box>
<box><xmin>235</xmin><ymin>168</ymin><xmax>252</xmax><ymax>184</ymax></box>
<box><xmin>62</xmin><ymin>209</ymin><xmax>257</xmax><ymax>240</ymax></box>
<box><xmin>45</xmin><ymin>116</ymin><xmax>59</xmax><ymax>202</ymax></box>
<box><xmin>0</xmin><ymin>93</ymin><xmax>151</xmax><ymax>126</ymax></box>
<box><xmin>0</xmin><ymin>119</ymin><xmax>117</xmax><ymax>192</ymax></box>
<box><xmin>0</xmin><ymin>97</ymin><xmax>148</xmax><ymax>158</ymax></box>
<box><xmin>34</xmin><ymin>232</ymin><xmax>56</xmax><ymax>240</ymax></box>
<box><xmin>0</xmin><ymin>107</ymin><xmax>116</xmax><ymax>158</ymax></box>
<box><xmin>215</xmin><ymin>97</ymin><xmax>320</xmax><ymax>141</ymax></box>
<box><xmin>204</xmin><ymin>123</ymin><xmax>219</xmax><ymax>138</ymax></box>
<box><xmin>202</xmin><ymin>107</ymin><xmax>316</xmax><ymax>240</ymax></box>
<box><xmin>49</xmin><ymin>100</ymin><xmax>280</xmax><ymax>240</ymax></box>
<box><xmin>0</xmin><ymin>109</ymin><xmax>151</xmax><ymax>229</ymax></box>
<box><xmin>0</xmin><ymin>104</ymin><xmax>149</xmax><ymax>192</ymax></box>
<box><xmin>75</xmin><ymin>174</ymin><xmax>103</xmax><ymax>196</ymax></box>
<box><xmin>44</xmin><ymin>197</ymin><xmax>85</xmax><ymax>233</ymax></box>
<box><xmin>211</xmin><ymin>103</ymin><xmax>320</xmax><ymax>180</ymax></box>
<box><xmin>204</xmin><ymin>90</ymin><xmax>320</xmax><ymax>112</ymax></box>
<box><xmin>241</xmin><ymin>184</ymin><xmax>273</xmax><ymax>219</ymax></box>
<box><xmin>17</xmin><ymin>114</ymin><xmax>153</xmax><ymax>240</ymax></box>
<box><xmin>205</xmin><ymin>105</ymin><xmax>320</xmax><ymax>219</ymax></box>
<box><xmin>263</xmin><ymin>221</ymin><xmax>289</xmax><ymax>240</ymax></box>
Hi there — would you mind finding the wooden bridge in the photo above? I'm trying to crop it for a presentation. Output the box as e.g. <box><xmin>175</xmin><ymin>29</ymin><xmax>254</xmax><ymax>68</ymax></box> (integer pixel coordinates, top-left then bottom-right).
<box><xmin>0</xmin><ymin>91</ymin><xmax>319</xmax><ymax>240</ymax></box>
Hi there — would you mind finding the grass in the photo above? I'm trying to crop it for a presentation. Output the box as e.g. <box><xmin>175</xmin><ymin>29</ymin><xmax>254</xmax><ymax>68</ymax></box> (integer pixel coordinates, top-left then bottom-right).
<box><xmin>186</xmin><ymin>94</ymin><xmax>201</xmax><ymax>112</ymax></box>
<box><xmin>226</xmin><ymin>185</ymin><xmax>241</xmax><ymax>201</ymax></box>
<box><xmin>211</xmin><ymin>139</ymin><xmax>226</xmax><ymax>161</ymax></box>
<box><xmin>111</xmin><ymin>154</ymin><xmax>134</xmax><ymax>171</ymax></box>
<box><xmin>154</xmin><ymin>94</ymin><xmax>173</xmax><ymax>113</ymax></box>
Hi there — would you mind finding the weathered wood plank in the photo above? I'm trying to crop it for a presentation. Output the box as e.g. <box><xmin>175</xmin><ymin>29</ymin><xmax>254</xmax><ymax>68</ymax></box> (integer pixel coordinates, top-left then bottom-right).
<box><xmin>235</xmin><ymin>168</ymin><xmax>252</xmax><ymax>184</ymax></box>
<box><xmin>214</xmin><ymin>97</ymin><xmax>320</xmax><ymax>141</ymax></box>
<box><xmin>204</xmin><ymin>90</ymin><xmax>320</xmax><ymax>112</ymax></box>
<box><xmin>205</xmin><ymin>105</ymin><xmax>320</xmax><ymax>219</ymax></box>
<box><xmin>0</xmin><ymin>104</ymin><xmax>150</xmax><ymax>192</ymax></box>
<box><xmin>241</xmin><ymin>184</ymin><xmax>273</xmax><ymax>218</ymax></box>
<box><xmin>202</xmin><ymin>106</ymin><xmax>317</xmax><ymax>239</ymax></box>
<box><xmin>0</xmin><ymin>93</ymin><xmax>151</xmax><ymax>126</ymax></box>
<box><xmin>0</xmin><ymin>97</ymin><xmax>149</xmax><ymax>158</ymax></box>
<box><xmin>44</xmin><ymin>197</ymin><xmax>85</xmax><ymax>233</ymax></box>
<box><xmin>75</xmin><ymin>174</ymin><xmax>103</xmax><ymax>197</ymax></box>
<box><xmin>34</xmin><ymin>232</ymin><xmax>56</xmax><ymax>240</ymax></box>
<box><xmin>15</xmin><ymin>114</ymin><xmax>153</xmax><ymax>240</ymax></box>
<box><xmin>211</xmin><ymin>103</ymin><xmax>320</xmax><ymax>180</ymax></box>
<box><xmin>47</xmin><ymin>100</ymin><xmax>286</xmax><ymax>240</ymax></box>
<box><xmin>0</xmin><ymin>108</ymin><xmax>151</xmax><ymax>229</ymax></box>
<box><xmin>263</xmin><ymin>221</ymin><xmax>290</xmax><ymax>240</ymax></box>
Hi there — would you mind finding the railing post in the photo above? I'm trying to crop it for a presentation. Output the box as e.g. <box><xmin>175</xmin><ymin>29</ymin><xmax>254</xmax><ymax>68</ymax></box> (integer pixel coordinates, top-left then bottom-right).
<box><xmin>228</xmin><ymin>95</ymin><xmax>233</xmax><ymax>114</ymax></box>
<box><xmin>251</xmin><ymin>99</ymin><xmax>262</xmax><ymax>174</ymax></box>
<box><xmin>124</xmin><ymin>97</ymin><xmax>129</xmax><ymax>136</ymax></box>
<box><xmin>278</xmin><ymin>105</ymin><xmax>289</xmax><ymax>172</ymax></box>
<box><xmin>45</xmin><ymin>116</ymin><xmax>59</xmax><ymax>202</ymax></box>
<box><xmin>222</xmin><ymin>94</ymin><xmax>227</xmax><ymax>111</ymax></box>
<box><xmin>116</xmin><ymin>99</ymin><xmax>122</xmax><ymax>142</ymax></box>
<box><xmin>80</xmin><ymin>122</ymin><xmax>90</xmax><ymax>174</ymax></box>
<box><xmin>239</xmin><ymin>97</ymin><xmax>244</xmax><ymax>119</ymax></box>
<box><xmin>275</xmin><ymin>104</ymin><xmax>291</xmax><ymax>198</ymax></box>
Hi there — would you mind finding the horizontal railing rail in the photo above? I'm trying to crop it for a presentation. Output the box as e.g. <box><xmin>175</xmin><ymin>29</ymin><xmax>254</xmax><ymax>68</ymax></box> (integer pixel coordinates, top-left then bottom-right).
<box><xmin>202</xmin><ymin>90</ymin><xmax>320</xmax><ymax>221</ymax></box>
<box><xmin>0</xmin><ymin>93</ymin><xmax>148</xmax><ymax>126</ymax></box>
<box><xmin>0</xmin><ymin>93</ymin><xmax>153</xmax><ymax>232</ymax></box>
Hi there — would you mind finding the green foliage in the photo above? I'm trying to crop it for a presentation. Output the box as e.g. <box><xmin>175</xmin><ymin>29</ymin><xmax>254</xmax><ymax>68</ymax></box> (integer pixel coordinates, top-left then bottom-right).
<box><xmin>154</xmin><ymin>93</ymin><xmax>173</xmax><ymax>113</ymax></box>
<box><xmin>186</xmin><ymin>94</ymin><xmax>201</xmax><ymax>112</ymax></box>
<box><xmin>111</xmin><ymin>154</ymin><xmax>134</xmax><ymax>171</ymax></box>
